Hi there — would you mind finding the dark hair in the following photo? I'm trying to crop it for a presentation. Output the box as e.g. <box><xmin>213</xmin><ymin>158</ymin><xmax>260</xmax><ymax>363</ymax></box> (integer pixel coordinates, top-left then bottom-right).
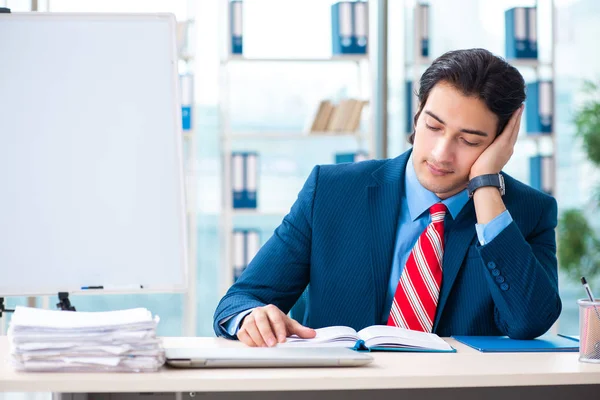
<box><xmin>408</xmin><ymin>48</ymin><xmax>526</xmax><ymax>144</ymax></box>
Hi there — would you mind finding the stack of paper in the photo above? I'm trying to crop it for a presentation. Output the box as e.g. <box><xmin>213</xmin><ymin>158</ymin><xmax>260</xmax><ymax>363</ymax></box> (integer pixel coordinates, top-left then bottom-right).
<box><xmin>8</xmin><ymin>306</ymin><xmax>164</xmax><ymax>372</ymax></box>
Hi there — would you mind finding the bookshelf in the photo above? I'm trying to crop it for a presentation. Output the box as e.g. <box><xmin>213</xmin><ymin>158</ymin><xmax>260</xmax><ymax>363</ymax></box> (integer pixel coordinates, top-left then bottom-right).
<box><xmin>403</xmin><ymin>2</ymin><xmax>431</xmax><ymax>153</ymax></box>
<box><xmin>223</xmin><ymin>56</ymin><xmax>368</xmax><ymax>63</ymax></box>
<box><xmin>227</xmin><ymin>131</ymin><xmax>367</xmax><ymax>140</ymax></box>
<box><xmin>505</xmin><ymin>1</ymin><xmax>557</xmax><ymax>197</ymax></box>
<box><xmin>176</xmin><ymin>18</ymin><xmax>198</xmax><ymax>336</ymax></box>
<box><xmin>218</xmin><ymin>0</ymin><xmax>376</xmax><ymax>295</ymax></box>
<box><xmin>403</xmin><ymin>0</ymin><xmax>557</xmax><ymax>198</ymax></box>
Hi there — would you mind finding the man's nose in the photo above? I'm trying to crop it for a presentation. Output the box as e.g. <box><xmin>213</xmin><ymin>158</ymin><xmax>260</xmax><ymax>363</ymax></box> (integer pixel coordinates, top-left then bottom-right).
<box><xmin>431</xmin><ymin>136</ymin><xmax>454</xmax><ymax>164</ymax></box>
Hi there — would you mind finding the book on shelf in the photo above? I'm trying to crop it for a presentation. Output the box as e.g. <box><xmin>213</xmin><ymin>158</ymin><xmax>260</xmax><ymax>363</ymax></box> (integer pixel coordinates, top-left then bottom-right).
<box><xmin>335</xmin><ymin>151</ymin><xmax>368</xmax><ymax>164</ymax></box>
<box><xmin>416</xmin><ymin>3</ymin><xmax>430</xmax><ymax>58</ymax></box>
<box><xmin>526</xmin><ymin>81</ymin><xmax>553</xmax><ymax>134</ymax></box>
<box><xmin>353</xmin><ymin>1</ymin><xmax>368</xmax><ymax>54</ymax></box>
<box><xmin>230</xmin><ymin>0</ymin><xmax>243</xmax><ymax>55</ymax></box>
<box><xmin>176</xmin><ymin>20</ymin><xmax>194</xmax><ymax>61</ymax></box>
<box><xmin>527</xmin><ymin>6</ymin><xmax>537</xmax><ymax>58</ymax></box>
<box><xmin>331</xmin><ymin>1</ymin><xmax>368</xmax><ymax>55</ymax></box>
<box><xmin>326</xmin><ymin>98</ymin><xmax>355</xmax><ymax>132</ymax></box>
<box><xmin>344</xmin><ymin>99</ymin><xmax>367</xmax><ymax>132</ymax></box>
<box><xmin>505</xmin><ymin>7</ymin><xmax>537</xmax><ymax>59</ymax></box>
<box><xmin>232</xmin><ymin>152</ymin><xmax>258</xmax><ymax>209</ymax></box>
<box><xmin>529</xmin><ymin>155</ymin><xmax>554</xmax><ymax>195</ymax></box>
<box><xmin>179</xmin><ymin>74</ymin><xmax>194</xmax><ymax>131</ymax></box>
<box><xmin>309</xmin><ymin>100</ymin><xmax>335</xmax><ymax>132</ymax></box>
<box><xmin>279</xmin><ymin>325</ymin><xmax>455</xmax><ymax>352</ymax></box>
<box><xmin>309</xmin><ymin>98</ymin><xmax>365</xmax><ymax>134</ymax></box>
<box><xmin>233</xmin><ymin>229</ymin><xmax>260</xmax><ymax>282</ymax></box>
<box><xmin>405</xmin><ymin>80</ymin><xmax>415</xmax><ymax>134</ymax></box>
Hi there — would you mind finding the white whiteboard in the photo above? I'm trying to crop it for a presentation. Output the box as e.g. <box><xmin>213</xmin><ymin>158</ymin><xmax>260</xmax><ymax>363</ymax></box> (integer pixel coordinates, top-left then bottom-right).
<box><xmin>0</xmin><ymin>13</ymin><xmax>188</xmax><ymax>296</ymax></box>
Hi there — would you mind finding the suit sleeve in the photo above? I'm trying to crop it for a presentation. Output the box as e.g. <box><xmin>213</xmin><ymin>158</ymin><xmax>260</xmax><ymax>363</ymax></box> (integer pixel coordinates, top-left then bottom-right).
<box><xmin>476</xmin><ymin>196</ymin><xmax>562</xmax><ymax>339</ymax></box>
<box><xmin>212</xmin><ymin>166</ymin><xmax>319</xmax><ymax>339</ymax></box>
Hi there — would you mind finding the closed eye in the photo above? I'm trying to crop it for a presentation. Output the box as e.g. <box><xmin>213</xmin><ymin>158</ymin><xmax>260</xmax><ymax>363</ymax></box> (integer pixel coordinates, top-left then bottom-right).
<box><xmin>426</xmin><ymin>124</ymin><xmax>441</xmax><ymax>131</ymax></box>
<box><xmin>461</xmin><ymin>138</ymin><xmax>479</xmax><ymax>147</ymax></box>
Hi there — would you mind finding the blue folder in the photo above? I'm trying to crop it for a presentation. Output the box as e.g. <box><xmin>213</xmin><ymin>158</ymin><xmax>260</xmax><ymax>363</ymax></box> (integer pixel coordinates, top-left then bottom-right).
<box><xmin>452</xmin><ymin>335</ymin><xmax>579</xmax><ymax>353</ymax></box>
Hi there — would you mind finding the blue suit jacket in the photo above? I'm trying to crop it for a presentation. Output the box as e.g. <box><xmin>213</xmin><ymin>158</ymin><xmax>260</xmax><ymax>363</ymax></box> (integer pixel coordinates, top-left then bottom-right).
<box><xmin>213</xmin><ymin>151</ymin><xmax>562</xmax><ymax>339</ymax></box>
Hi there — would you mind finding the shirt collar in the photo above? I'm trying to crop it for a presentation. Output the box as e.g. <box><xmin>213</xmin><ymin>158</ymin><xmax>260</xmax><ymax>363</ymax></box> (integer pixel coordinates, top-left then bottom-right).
<box><xmin>405</xmin><ymin>154</ymin><xmax>470</xmax><ymax>221</ymax></box>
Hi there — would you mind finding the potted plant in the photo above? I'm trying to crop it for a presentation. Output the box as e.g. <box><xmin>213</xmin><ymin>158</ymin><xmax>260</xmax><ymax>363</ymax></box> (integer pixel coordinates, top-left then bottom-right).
<box><xmin>558</xmin><ymin>79</ymin><xmax>600</xmax><ymax>280</ymax></box>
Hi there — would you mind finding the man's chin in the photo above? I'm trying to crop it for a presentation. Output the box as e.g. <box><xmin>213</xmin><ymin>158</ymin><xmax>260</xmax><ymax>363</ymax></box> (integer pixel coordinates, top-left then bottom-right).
<box><xmin>420</xmin><ymin>177</ymin><xmax>467</xmax><ymax>198</ymax></box>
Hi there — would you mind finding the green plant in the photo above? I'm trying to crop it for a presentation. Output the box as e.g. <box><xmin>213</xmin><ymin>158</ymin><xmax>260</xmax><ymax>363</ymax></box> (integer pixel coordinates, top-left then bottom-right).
<box><xmin>558</xmin><ymin>79</ymin><xmax>600</xmax><ymax>280</ymax></box>
<box><xmin>558</xmin><ymin>209</ymin><xmax>600</xmax><ymax>279</ymax></box>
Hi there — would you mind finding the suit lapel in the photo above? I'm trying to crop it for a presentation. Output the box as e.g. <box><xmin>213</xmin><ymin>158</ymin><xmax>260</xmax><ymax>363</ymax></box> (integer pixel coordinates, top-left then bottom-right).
<box><xmin>367</xmin><ymin>152</ymin><xmax>410</xmax><ymax>324</ymax></box>
<box><xmin>433</xmin><ymin>199</ymin><xmax>477</xmax><ymax>330</ymax></box>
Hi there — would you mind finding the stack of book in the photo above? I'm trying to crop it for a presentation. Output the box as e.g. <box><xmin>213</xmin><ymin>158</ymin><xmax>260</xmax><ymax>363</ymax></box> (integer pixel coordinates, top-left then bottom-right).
<box><xmin>309</xmin><ymin>99</ymin><xmax>367</xmax><ymax>133</ymax></box>
<box><xmin>8</xmin><ymin>306</ymin><xmax>164</xmax><ymax>372</ymax></box>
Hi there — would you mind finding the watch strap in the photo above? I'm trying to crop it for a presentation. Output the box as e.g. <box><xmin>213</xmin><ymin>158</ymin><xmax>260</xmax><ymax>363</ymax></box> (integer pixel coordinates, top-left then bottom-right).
<box><xmin>468</xmin><ymin>174</ymin><xmax>504</xmax><ymax>198</ymax></box>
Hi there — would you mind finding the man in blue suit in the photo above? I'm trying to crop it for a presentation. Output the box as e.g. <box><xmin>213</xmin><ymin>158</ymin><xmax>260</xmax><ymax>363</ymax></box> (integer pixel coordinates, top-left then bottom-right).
<box><xmin>213</xmin><ymin>48</ymin><xmax>562</xmax><ymax>347</ymax></box>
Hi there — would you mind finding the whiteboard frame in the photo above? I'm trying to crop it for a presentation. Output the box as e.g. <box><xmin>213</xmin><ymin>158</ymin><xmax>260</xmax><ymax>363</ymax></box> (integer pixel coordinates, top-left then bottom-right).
<box><xmin>0</xmin><ymin>12</ymin><xmax>189</xmax><ymax>297</ymax></box>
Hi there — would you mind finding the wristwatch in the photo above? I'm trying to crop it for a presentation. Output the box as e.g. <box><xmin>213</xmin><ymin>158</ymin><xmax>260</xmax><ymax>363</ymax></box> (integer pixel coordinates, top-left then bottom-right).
<box><xmin>467</xmin><ymin>173</ymin><xmax>505</xmax><ymax>198</ymax></box>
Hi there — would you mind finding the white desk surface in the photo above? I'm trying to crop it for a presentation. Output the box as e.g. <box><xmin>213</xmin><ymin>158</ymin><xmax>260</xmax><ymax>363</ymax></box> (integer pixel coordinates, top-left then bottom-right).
<box><xmin>1</xmin><ymin>336</ymin><xmax>599</xmax><ymax>393</ymax></box>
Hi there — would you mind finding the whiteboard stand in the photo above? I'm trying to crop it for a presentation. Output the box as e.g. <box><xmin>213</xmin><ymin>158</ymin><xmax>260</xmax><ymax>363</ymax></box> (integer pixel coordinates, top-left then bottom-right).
<box><xmin>0</xmin><ymin>299</ymin><xmax>14</xmax><ymax>335</ymax></box>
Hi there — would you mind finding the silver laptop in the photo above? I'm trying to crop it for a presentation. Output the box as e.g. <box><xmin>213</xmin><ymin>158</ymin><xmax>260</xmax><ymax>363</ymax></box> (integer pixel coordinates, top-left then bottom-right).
<box><xmin>165</xmin><ymin>347</ymin><xmax>373</xmax><ymax>368</ymax></box>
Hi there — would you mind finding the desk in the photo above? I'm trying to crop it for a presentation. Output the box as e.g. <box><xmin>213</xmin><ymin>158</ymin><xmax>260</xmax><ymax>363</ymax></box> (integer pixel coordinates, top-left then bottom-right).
<box><xmin>1</xmin><ymin>336</ymin><xmax>600</xmax><ymax>400</ymax></box>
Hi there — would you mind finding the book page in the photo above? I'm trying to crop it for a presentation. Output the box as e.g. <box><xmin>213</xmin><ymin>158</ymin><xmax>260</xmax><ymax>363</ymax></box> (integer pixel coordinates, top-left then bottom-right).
<box><xmin>278</xmin><ymin>326</ymin><xmax>359</xmax><ymax>347</ymax></box>
<box><xmin>358</xmin><ymin>325</ymin><xmax>452</xmax><ymax>351</ymax></box>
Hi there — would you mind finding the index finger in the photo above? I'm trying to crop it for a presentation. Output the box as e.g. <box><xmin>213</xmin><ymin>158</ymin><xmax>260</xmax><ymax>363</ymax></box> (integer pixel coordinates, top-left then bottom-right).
<box><xmin>265</xmin><ymin>307</ymin><xmax>288</xmax><ymax>343</ymax></box>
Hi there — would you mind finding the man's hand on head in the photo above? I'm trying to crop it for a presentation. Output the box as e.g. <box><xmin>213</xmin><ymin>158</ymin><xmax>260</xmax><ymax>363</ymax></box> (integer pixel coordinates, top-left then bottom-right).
<box><xmin>469</xmin><ymin>105</ymin><xmax>524</xmax><ymax>180</ymax></box>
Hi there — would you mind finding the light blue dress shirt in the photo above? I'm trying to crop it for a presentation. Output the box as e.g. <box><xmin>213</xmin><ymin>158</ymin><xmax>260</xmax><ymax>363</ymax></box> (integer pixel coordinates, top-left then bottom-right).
<box><xmin>223</xmin><ymin>155</ymin><xmax>513</xmax><ymax>335</ymax></box>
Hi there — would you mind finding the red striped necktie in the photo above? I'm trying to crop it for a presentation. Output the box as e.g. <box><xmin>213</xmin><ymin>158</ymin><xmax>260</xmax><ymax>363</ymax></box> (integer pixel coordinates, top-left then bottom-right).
<box><xmin>387</xmin><ymin>203</ymin><xmax>447</xmax><ymax>332</ymax></box>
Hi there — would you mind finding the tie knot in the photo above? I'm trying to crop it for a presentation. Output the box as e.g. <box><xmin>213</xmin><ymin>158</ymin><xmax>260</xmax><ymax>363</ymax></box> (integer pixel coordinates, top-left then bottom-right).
<box><xmin>430</xmin><ymin>203</ymin><xmax>447</xmax><ymax>223</ymax></box>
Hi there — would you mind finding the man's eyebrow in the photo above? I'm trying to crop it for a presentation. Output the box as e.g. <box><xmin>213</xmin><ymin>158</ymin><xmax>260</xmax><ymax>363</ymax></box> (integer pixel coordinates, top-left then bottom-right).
<box><xmin>424</xmin><ymin>110</ymin><xmax>489</xmax><ymax>137</ymax></box>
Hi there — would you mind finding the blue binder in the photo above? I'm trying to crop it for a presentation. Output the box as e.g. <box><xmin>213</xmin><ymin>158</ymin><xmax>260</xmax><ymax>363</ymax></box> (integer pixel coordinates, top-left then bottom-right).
<box><xmin>244</xmin><ymin>152</ymin><xmax>258</xmax><ymax>208</ymax></box>
<box><xmin>232</xmin><ymin>229</ymin><xmax>261</xmax><ymax>282</ymax></box>
<box><xmin>232</xmin><ymin>152</ymin><xmax>245</xmax><ymax>208</ymax></box>
<box><xmin>179</xmin><ymin>74</ymin><xmax>193</xmax><ymax>131</ymax></box>
<box><xmin>452</xmin><ymin>335</ymin><xmax>579</xmax><ymax>353</ymax></box>
<box><xmin>232</xmin><ymin>152</ymin><xmax>258</xmax><ymax>209</ymax></box>
<box><xmin>335</xmin><ymin>151</ymin><xmax>368</xmax><ymax>164</ymax></box>
<box><xmin>352</xmin><ymin>1</ymin><xmax>368</xmax><ymax>55</ymax></box>
<box><xmin>505</xmin><ymin>7</ymin><xmax>537</xmax><ymax>59</ymax></box>
<box><xmin>332</xmin><ymin>2</ymin><xmax>354</xmax><ymax>55</ymax></box>
<box><xmin>418</xmin><ymin>4</ymin><xmax>430</xmax><ymax>58</ymax></box>
<box><xmin>232</xmin><ymin>229</ymin><xmax>245</xmax><ymax>282</ymax></box>
<box><xmin>230</xmin><ymin>0</ymin><xmax>243</xmax><ymax>55</ymax></box>
<box><xmin>529</xmin><ymin>155</ymin><xmax>553</xmax><ymax>195</ymax></box>
<box><xmin>406</xmin><ymin>80</ymin><xmax>414</xmax><ymax>134</ymax></box>
<box><xmin>527</xmin><ymin>7</ymin><xmax>538</xmax><ymax>59</ymax></box>
<box><xmin>526</xmin><ymin>81</ymin><xmax>553</xmax><ymax>134</ymax></box>
<box><xmin>181</xmin><ymin>106</ymin><xmax>192</xmax><ymax>131</ymax></box>
<box><xmin>530</xmin><ymin>155</ymin><xmax>542</xmax><ymax>193</ymax></box>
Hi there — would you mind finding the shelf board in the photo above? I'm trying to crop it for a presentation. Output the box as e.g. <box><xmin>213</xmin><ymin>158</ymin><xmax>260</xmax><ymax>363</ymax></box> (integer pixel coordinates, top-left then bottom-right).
<box><xmin>222</xmin><ymin>55</ymin><xmax>368</xmax><ymax>64</ymax></box>
<box><xmin>231</xmin><ymin>209</ymin><xmax>288</xmax><ymax>217</ymax></box>
<box><xmin>224</xmin><ymin>131</ymin><xmax>365</xmax><ymax>140</ymax></box>
<box><xmin>405</xmin><ymin>58</ymin><xmax>432</xmax><ymax>67</ymax></box>
<box><xmin>508</xmin><ymin>59</ymin><xmax>553</xmax><ymax>69</ymax></box>
<box><xmin>521</xmin><ymin>133</ymin><xmax>554</xmax><ymax>139</ymax></box>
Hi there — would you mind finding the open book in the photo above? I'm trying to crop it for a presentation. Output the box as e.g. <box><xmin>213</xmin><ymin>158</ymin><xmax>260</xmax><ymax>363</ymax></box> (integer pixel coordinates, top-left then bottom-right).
<box><xmin>279</xmin><ymin>325</ymin><xmax>455</xmax><ymax>352</ymax></box>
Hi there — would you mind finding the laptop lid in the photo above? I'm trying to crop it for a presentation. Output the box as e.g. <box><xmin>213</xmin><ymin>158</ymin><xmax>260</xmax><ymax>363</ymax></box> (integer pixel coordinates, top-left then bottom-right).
<box><xmin>165</xmin><ymin>347</ymin><xmax>373</xmax><ymax>368</ymax></box>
